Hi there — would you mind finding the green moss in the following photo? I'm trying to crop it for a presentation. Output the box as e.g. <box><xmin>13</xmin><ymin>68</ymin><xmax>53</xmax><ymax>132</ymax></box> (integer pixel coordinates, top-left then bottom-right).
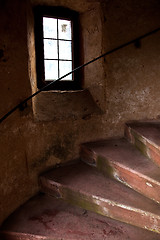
<box><xmin>61</xmin><ymin>186</ymin><xmax>105</xmax><ymax>216</ymax></box>
<box><xmin>56</xmin><ymin>186</ymin><xmax>160</xmax><ymax>234</ymax></box>
<box><xmin>131</xmin><ymin>130</ymin><xmax>148</xmax><ymax>158</ymax></box>
<box><xmin>96</xmin><ymin>155</ymin><xmax>114</xmax><ymax>178</ymax></box>
<box><xmin>144</xmin><ymin>226</ymin><xmax>160</xmax><ymax>234</ymax></box>
<box><xmin>31</xmin><ymin>133</ymin><xmax>75</xmax><ymax>169</ymax></box>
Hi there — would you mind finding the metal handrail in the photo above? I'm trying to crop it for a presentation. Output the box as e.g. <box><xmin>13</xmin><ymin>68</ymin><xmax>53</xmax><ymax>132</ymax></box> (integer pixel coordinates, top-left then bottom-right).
<box><xmin>0</xmin><ymin>26</ymin><xmax>160</xmax><ymax>123</ymax></box>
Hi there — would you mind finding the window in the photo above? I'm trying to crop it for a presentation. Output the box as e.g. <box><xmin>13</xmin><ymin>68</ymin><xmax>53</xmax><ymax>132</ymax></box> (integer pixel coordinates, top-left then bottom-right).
<box><xmin>34</xmin><ymin>7</ymin><xmax>81</xmax><ymax>90</ymax></box>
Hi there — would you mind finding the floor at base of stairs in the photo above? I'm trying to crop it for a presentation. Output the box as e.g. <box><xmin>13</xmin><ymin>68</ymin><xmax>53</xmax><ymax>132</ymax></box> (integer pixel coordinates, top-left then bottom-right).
<box><xmin>0</xmin><ymin>193</ymin><xmax>160</xmax><ymax>240</ymax></box>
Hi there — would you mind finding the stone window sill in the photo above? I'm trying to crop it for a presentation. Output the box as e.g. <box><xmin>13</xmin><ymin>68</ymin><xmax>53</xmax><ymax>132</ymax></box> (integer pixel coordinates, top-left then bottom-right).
<box><xmin>33</xmin><ymin>89</ymin><xmax>102</xmax><ymax>121</ymax></box>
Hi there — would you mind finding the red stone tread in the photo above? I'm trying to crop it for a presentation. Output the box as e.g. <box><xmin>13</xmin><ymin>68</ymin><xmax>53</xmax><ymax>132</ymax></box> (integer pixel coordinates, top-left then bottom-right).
<box><xmin>80</xmin><ymin>138</ymin><xmax>160</xmax><ymax>203</ymax></box>
<box><xmin>126</xmin><ymin>121</ymin><xmax>160</xmax><ymax>146</ymax></box>
<box><xmin>125</xmin><ymin>121</ymin><xmax>160</xmax><ymax>167</ymax></box>
<box><xmin>40</xmin><ymin>162</ymin><xmax>160</xmax><ymax>233</ymax></box>
<box><xmin>1</xmin><ymin>194</ymin><xmax>160</xmax><ymax>240</ymax></box>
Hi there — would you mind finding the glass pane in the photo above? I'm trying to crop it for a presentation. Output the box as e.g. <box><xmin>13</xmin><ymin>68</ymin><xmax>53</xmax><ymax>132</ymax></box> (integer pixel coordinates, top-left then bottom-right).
<box><xmin>44</xmin><ymin>60</ymin><xmax>58</xmax><ymax>80</ymax></box>
<box><xmin>59</xmin><ymin>61</ymin><xmax>72</xmax><ymax>81</ymax></box>
<box><xmin>58</xmin><ymin>19</ymin><xmax>72</xmax><ymax>40</ymax></box>
<box><xmin>59</xmin><ymin>40</ymin><xmax>72</xmax><ymax>60</ymax></box>
<box><xmin>44</xmin><ymin>39</ymin><xmax>58</xmax><ymax>59</ymax></box>
<box><xmin>43</xmin><ymin>17</ymin><xmax>57</xmax><ymax>39</ymax></box>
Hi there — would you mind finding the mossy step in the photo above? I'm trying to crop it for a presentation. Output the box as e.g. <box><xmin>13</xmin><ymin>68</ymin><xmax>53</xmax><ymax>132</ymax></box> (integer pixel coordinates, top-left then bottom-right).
<box><xmin>80</xmin><ymin>138</ymin><xmax>160</xmax><ymax>203</ymax></box>
<box><xmin>40</xmin><ymin>162</ymin><xmax>160</xmax><ymax>234</ymax></box>
<box><xmin>125</xmin><ymin>120</ymin><xmax>160</xmax><ymax>167</ymax></box>
<box><xmin>2</xmin><ymin>194</ymin><xmax>160</xmax><ymax>240</ymax></box>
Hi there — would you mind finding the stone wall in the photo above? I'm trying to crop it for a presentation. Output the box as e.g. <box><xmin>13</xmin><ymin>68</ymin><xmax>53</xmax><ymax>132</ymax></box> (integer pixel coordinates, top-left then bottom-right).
<box><xmin>0</xmin><ymin>0</ymin><xmax>160</xmax><ymax>224</ymax></box>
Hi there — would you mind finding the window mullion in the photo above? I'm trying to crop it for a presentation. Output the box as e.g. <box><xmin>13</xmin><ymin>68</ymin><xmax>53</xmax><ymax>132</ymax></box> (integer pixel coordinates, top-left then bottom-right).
<box><xmin>57</xmin><ymin>18</ymin><xmax>60</xmax><ymax>79</ymax></box>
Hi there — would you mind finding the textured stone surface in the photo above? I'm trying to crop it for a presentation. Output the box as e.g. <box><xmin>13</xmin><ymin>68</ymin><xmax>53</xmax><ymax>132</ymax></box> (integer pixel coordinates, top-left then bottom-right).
<box><xmin>1</xmin><ymin>0</ymin><xmax>160</xmax><ymax>226</ymax></box>
<box><xmin>1</xmin><ymin>194</ymin><xmax>160</xmax><ymax>240</ymax></box>
<box><xmin>40</xmin><ymin>162</ymin><xmax>160</xmax><ymax>233</ymax></box>
<box><xmin>33</xmin><ymin>89</ymin><xmax>102</xmax><ymax>121</ymax></box>
<box><xmin>80</xmin><ymin>138</ymin><xmax>160</xmax><ymax>203</ymax></box>
<box><xmin>125</xmin><ymin>121</ymin><xmax>160</xmax><ymax>167</ymax></box>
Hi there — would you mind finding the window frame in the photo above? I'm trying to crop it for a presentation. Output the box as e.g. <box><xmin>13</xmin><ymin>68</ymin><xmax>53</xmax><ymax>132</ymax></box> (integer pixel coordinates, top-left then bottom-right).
<box><xmin>34</xmin><ymin>6</ymin><xmax>81</xmax><ymax>91</ymax></box>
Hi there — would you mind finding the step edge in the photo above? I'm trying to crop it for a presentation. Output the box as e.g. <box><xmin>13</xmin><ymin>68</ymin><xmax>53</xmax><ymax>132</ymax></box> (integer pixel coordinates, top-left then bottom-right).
<box><xmin>0</xmin><ymin>230</ymin><xmax>54</xmax><ymax>240</ymax></box>
<box><xmin>125</xmin><ymin>124</ymin><xmax>160</xmax><ymax>151</ymax></box>
<box><xmin>40</xmin><ymin>176</ymin><xmax>160</xmax><ymax>220</ymax></box>
<box><xmin>40</xmin><ymin>177</ymin><xmax>160</xmax><ymax>233</ymax></box>
<box><xmin>80</xmin><ymin>146</ymin><xmax>160</xmax><ymax>185</ymax></box>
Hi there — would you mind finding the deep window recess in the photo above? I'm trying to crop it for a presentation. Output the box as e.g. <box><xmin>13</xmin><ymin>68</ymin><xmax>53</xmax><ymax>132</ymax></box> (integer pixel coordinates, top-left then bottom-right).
<box><xmin>34</xmin><ymin>7</ymin><xmax>81</xmax><ymax>90</ymax></box>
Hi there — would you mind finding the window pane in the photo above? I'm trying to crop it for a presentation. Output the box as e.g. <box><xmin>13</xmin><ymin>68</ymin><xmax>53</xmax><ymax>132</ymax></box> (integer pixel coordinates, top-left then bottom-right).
<box><xmin>59</xmin><ymin>61</ymin><xmax>72</xmax><ymax>80</ymax></box>
<box><xmin>43</xmin><ymin>17</ymin><xmax>57</xmax><ymax>39</ymax></box>
<box><xmin>44</xmin><ymin>39</ymin><xmax>58</xmax><ymax>59</ymax></box>
<box><xmin>44</xmin><ymin>60</ymin><xmax>58</xmax><ymax>80</ymax></box>
<box><xmin>59</xmin><ymin>40</ymin><xmax>72</xmax><ymax>60</ymax></box>
<box><xmin>58</xmin><ymin>19</ymin><xmax>72</xmax><ymax>40</ymax></box>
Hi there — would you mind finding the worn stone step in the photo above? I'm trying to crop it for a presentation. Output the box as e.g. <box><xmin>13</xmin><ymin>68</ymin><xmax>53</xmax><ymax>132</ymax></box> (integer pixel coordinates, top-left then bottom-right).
<box><xmin>2</xmin><ymin>194</ymin><xmax>160</xmax><ymax>240</ymax></box>
<box><xmin>40</xmin><ymin>162</ymin><xmax>160</xmax><ymax>233</ymax></box>
<box><xmin>125</xmin><ymin>120</ymin><xmax>160</xmax><ymax>167</ymax></box>
<box><xmin>80</xmin><ymin>138</ymin><xmax>160</xmax><ymax>203</ymax></box>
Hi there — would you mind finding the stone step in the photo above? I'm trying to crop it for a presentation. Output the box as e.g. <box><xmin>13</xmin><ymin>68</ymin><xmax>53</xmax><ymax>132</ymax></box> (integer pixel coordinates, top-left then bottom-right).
<box><xmin>80</xmin><ymin>138</ymin><xmax>160</xmax><ymax>203</ymax></box>
<box><xmin>2</xmin><ymin>194</ymin><xmax>160</xmax><ymax>240</ymax></box>
<box><xmin>40</xmin><ymin>162</ymin><xmax>160</xmax><ymax>233</ymax></box>
<box><xmin>125</xmin><ymin>120</ymin><xmax>160</xmax><ymax>167</ymax></box>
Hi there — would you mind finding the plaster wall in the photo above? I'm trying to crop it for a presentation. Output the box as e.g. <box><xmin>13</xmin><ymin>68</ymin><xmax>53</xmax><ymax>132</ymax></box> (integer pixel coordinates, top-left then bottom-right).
<box><xmin>0</xmin><ymin>0</ymin><xmax>160</xmax><ymax>225</ymax></box>
<box><xmin>102</xmin><ymin>0</ymin><xmax>160</xmax><ymax>129</ymax></box>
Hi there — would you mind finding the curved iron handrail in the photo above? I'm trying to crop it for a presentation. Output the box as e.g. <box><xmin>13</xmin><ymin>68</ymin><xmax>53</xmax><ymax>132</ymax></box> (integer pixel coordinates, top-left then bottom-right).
<box><xmin>0</xmin><ymin>26</ymin><xmax>160</xmax><ymax>123</ymax></box>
